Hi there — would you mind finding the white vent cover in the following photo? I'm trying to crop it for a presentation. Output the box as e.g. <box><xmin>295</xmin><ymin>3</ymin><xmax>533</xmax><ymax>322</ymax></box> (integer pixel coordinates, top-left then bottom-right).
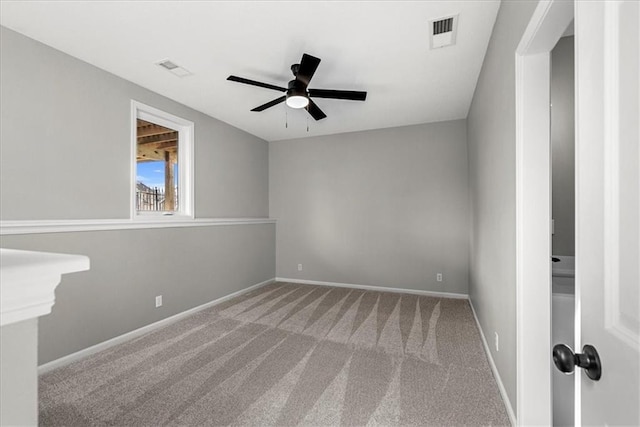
<box><xmin>156</xmin><ymin>59</ymin><xmax>192</xmax><ymax>77</ymax></box>
<box><xmin>429</xmin><ymin>14</ymin><xmax>459</xmax><ymax>49</ymax></box>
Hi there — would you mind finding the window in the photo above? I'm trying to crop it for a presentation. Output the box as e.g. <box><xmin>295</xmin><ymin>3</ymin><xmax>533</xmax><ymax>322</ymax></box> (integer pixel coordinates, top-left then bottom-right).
<box><xmin>131</xmin><ymin>101</ymin><xmax>194</xmax><ymax>218</ymax></box>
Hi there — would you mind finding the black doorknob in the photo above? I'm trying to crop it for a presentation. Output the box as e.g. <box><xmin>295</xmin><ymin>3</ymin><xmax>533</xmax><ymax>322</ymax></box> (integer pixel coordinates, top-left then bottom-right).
<box><xmin>552</xmin><ymin>344</ymin><xmax>602</xmax><ymax>381</ymax></box>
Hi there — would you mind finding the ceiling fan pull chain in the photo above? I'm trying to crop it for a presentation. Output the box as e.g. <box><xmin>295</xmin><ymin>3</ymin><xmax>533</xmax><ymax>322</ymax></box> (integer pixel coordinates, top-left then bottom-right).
<box><xmin>285</xmin><ymin>109</ymin><xmax>288</xmax><ymax>128</ymax></box>
<box><xmin>307</xmin><ymin>116</ymin><xmax>309</xmax><ymax>132</ymax></box>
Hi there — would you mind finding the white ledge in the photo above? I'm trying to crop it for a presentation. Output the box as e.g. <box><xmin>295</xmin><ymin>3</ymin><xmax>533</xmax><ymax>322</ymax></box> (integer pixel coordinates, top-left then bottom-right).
<box><xmin>0</xmin><ymin>248</ymin><xmax>90</xmax><ymax>326</ymax></box>
<box><xmin>0</xmin><ymin>218</ymin><xmax>276</xmax><ymax>235</ymax></box>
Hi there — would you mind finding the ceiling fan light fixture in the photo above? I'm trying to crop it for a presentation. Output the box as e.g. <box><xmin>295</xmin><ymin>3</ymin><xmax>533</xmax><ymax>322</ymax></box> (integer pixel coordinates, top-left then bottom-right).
<box><xmin>286</xmin><ymin>94</ymin><xmax>309</xmax><ymax>109</ymax></box>
<box><xmin>286</xmin><ymin>81</ymin><xmax>309</xmax><ymax>109</ymax></box>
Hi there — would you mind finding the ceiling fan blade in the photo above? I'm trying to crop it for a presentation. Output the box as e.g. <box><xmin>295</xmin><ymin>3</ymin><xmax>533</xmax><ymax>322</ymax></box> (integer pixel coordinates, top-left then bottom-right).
<box><xmin>251</xmin><ymin>96</ymin><xmax>286</xmax><ymax>112</ymax></box>
<box><xmin>305</xmin><ymin>99</ymin><xmax>327</xmax><ymax>121</ymax></box>
<box><xmin>308</xmin><ymin>88</ymin><xmax>367</xmax><ymax>101</ymax></box>
<box><xmin>296</xmin><ymin>54</ymin><xmax>321</xmax><ymax>86</ymax></box>
<box><xmin>227</xmin><ymin>75</ymin><xmax>286</xmax><ymax>92</ymax></box>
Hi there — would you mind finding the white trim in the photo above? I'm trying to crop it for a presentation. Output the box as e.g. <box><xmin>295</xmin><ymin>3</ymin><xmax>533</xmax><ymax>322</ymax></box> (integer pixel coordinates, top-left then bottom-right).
<box><xmin>131</xmin><ymin>100</ymin><xmax>195</xmax><ymax>219</ymax></box>
<box><xmin>515</xmin><ymin>50</ymin><xmax>553</xmax><ymax>426</ymax></box>
<box><xmin>573</xmin><ymin>5</ymin><xmax>586</xmax><ymax>425</ymax></box>
<box><xmin>0</xmin><ymin>218</ymin><xmax>275</xmax><ymax>235</ymax></box>
<box><xmin>602</xmin><ymin>0</ymin><xmax>637</xmax><ymax>350</ymax></box>
<box><xmin>515</xmin><ymin>1</ymin><xmax>574</xmax><ymax>425</ymax></box>
<box><xmin>469</xmin><ymin>300</ymin><xmax>516</xmax><ymax>426</ymax></box>
<box><xmin>517</xmin><ymin>0</ymin><xmax>569</xmax><ymax>55</ymax></box>
<box><xmin>38</xmin><ymin>278</ymin><xmax>276</xmax><ymax>374</ymax></box>
<box><xmin>275</xmin><ymin>277</ymin><xmax>468</xmax><ymax>299</ymax></box>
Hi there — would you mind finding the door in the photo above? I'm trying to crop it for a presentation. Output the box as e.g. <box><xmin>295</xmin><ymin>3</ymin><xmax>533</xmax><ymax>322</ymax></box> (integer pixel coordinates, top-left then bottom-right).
<box><xmin>575</xmin><ymin>1</ymin><xmax>639</xmax><ymax>424</ymax></box>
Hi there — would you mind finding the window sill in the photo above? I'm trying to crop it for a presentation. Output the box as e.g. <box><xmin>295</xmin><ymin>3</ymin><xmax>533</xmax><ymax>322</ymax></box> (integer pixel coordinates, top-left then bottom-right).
<box><xmin>134</xmin><ymin>212</ymin><xmax>194</xmax><ymax>220</ymax></box>
<box><xmin>0</xmin><ymin>218</ymin><xmax>275</xmax><ymax>235</ymax></box>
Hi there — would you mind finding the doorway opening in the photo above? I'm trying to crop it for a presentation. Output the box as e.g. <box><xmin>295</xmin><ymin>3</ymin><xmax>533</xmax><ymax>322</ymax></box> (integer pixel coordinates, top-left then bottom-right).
<box><xmin>550</xmin><ymin>29</ymin><xmax>576</xmax><ymax>427</ymax></box>
<box><xmin>515</xmin><ymin>1</ymin><xmax>574</xmax><ymax>425</ymax></box>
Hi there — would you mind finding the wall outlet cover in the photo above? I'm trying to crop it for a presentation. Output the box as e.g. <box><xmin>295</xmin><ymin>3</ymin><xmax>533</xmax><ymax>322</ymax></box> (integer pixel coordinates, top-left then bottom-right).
<box><xmin>155</xmin><ymin>295</ymin><xmax>163</xmax><ymax>308</ymax></box>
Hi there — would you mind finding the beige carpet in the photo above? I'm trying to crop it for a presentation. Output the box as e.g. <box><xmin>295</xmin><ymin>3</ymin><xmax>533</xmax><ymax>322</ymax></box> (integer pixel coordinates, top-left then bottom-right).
<box><xmin>40</xmin><ymin>282</ymin><xmax>510</xmax><ymax>426</ymax></box>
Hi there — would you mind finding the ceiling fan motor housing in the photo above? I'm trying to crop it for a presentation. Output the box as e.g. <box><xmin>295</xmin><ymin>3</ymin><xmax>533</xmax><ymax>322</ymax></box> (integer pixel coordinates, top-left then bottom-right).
<box><xmin>287</xmin><ymin>79</ymin><xmax>307</xmax><ymax>97</ymax></box>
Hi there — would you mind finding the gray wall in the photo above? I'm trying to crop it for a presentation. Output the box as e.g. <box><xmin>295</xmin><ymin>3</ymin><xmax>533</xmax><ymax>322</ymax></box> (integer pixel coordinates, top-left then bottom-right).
<box><xmin>551</xmin><ymin>36</ymin><xmax>575</xmax><ymax>256</ymax></box>
<box><xmin>0</xmin><ymin>27</ymin><xmax>274</xmax><ymax>364</ymax></box>
<box><xmin>270</xmin><ymin>120</ymin><xmax>469</xmax><ymax>295</ymax></box>
<box><xmin>1</xmin><ymin>226</ymin><xmax>274</xmax><ymax>364</ymax></box>
<box><xmin>0</xmin><ymin>26</ymin><xmax>268</xmax><ymax>220</ymax></box>
<box><xmin>467</xmin><ymin>0</ymin><xmax>538</xmax><ymax>415</ymax></box>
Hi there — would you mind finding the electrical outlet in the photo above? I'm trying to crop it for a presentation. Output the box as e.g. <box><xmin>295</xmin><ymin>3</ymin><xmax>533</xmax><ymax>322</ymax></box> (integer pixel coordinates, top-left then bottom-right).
<box><xmin>495</xmin><ymin>332</ymin><xmax>499</xmax><ymax>351</ymax></box>
<box><xmin>436</xmin><ymin>273</ymin><xmax>443</xmax><ymax>282</ymax></box>
<box><xmin>155</xmin><ymin>295</ymin><xmax>163</xmax><ymax>308</ymax></box>
<box><xmin>298</xmin><ymin>263</ymin><xmax>303</xmax><ymax>271</ymax></box>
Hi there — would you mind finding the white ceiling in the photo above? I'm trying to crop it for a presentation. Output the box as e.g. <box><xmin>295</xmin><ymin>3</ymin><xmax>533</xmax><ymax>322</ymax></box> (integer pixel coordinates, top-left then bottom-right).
<box><xmin>0</xmin><ymin>1</ymin><xmax>500</xmax><ymax>142</ymax></box>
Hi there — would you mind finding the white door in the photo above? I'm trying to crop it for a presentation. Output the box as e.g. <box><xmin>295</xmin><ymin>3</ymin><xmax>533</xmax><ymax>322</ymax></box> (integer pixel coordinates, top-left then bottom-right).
<box><xmin>575</xmin><ymin>1</ymin><xmax>639</xmax><ymax>425</ymax></box>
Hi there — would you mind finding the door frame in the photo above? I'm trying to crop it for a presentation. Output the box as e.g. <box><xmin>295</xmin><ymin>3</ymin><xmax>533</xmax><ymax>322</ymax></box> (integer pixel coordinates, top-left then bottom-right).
<box><xmin>515</xmin><ymin>0</ymin><xmax>574</xmax><ymax>425</ymax></box>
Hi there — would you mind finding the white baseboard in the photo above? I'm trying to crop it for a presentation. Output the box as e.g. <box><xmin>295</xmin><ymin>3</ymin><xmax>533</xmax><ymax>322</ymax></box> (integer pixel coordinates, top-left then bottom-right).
<box><xmin>275</xmin><ymin>277</ymin><xmax>468</xmax><ymax>299</ymax></box>
<box><xmin>469</xmin><ymin>300</ymin><xmax>517</xmax><ymax>426</ymax></box>
<box><xmin>38</xmin><ymin>278</ymin><xmax>275</xmax><ymax>374</ymax></box>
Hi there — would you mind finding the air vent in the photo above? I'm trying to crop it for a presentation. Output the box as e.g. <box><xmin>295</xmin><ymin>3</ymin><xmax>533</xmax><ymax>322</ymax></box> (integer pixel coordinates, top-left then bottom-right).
<box><xmin>158</xmin><ymin>60</ymin><xmax>179</xmax><ymax>70</ymax></box>
<box><xmin>433</xmin><ymin>18</ymin><xmax>454</xmax><ymax>35</ymax></box>
<box><xmin>156</xmin><ymin>59</ymin><xmax>192</xmax><ymax>77</ymax></box>
<box><xmin>429</xmin><ymin>14</ymin><xmax>459</xmax><ymax>49</ymax></box>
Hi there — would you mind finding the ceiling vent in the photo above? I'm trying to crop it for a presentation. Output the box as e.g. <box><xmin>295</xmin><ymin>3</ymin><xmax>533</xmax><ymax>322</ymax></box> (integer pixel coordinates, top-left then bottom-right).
<box><xmin>429</xmin><ymin>15</ymin><xmax>459</xmax><ymax>49</ymax></box>
<box><xmin>156</xmin><ymin>59</ymin><xmax>192</xmax><ymax>77</ymax></box>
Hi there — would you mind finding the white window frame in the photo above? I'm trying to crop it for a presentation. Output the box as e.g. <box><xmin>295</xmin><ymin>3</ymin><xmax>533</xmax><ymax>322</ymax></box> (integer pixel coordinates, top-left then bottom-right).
<box><xmin>131</xmin><ymin>100</ymin><xmax>194</xmax><ymax>219</ymax></box>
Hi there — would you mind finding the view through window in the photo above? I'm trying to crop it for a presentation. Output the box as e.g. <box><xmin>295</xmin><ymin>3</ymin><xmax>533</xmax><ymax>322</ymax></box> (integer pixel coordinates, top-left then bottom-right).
<box><xmin>136</xmin><ymin>119</ymin><xmax>179</xmax><ymax>212</ymax></box>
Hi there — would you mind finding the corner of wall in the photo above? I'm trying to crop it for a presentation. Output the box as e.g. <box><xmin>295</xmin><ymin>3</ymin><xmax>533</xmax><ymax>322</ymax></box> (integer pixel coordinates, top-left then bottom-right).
<box><xmin>465</xmin><ymin>0</ymin><xmax>540</xmax><ymax>420</ymax></box>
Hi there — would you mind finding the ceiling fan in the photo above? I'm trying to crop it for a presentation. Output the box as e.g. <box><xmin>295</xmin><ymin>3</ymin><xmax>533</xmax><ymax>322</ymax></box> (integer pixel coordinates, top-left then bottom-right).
<box><xmin>227</xmin><ymin>53</ymin><xmax>367</xmax><ymax>121</ymax></box>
